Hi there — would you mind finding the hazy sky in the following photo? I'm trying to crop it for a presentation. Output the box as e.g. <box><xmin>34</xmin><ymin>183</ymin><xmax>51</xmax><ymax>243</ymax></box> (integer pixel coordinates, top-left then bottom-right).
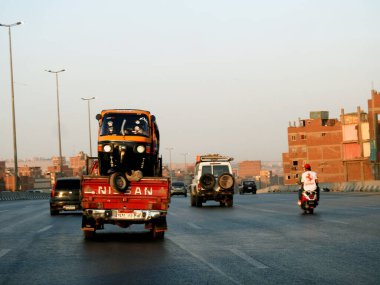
<box><xmin>0</xmin><ymin>0</ymin><xmax>379</xmax><ymax>165</ymax></box>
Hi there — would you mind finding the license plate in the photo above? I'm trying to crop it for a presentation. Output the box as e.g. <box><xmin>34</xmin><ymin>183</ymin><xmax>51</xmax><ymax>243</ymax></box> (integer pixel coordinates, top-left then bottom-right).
<box><xmin>248</xmin><ymin>187</ymin><xmax>252</xmax><ymax>190</ymax></box>
<box><xmin>115</xmin><ymin>211</ymin><xmax>143</xmax><ymax>220</ymax></box>
<box><xmin>308</xmin><ymin>201</ymin><xmax>315</xmax><ymax>205</ymax></box>
<box><xmin>63</xmin><ymin>205</ymin><xmax>76</xmax><ymax>210</ymax></box>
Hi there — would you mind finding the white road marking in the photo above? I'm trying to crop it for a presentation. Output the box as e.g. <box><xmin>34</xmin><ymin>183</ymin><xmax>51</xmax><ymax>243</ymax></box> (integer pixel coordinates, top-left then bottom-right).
<box><xmin>37</xmin><ymin>225</ymin><xmax>53</xmax><ymax>233</ymax></box>
<box><xmin>258</xmin><ymin>209</ymin><xmax>279</xmax><ymax>214</ymax></box>
<box><xmin>0</xmin><ymin>249</ymin><xmax>11</xmax><ymax>258</ymax></box>
<box><xmin>187</xmin><ymin>222</ymin><xmax>202</xmax><ymax>229</ymax></box>
<box><xmin>168</xmin><ymin>236</ymin><xmax>241</xmax><ymax>285</ymax></box>
<box><xmin>229</xmin><ymin>248</ymin><xmax>269</xmax><ymax>269</ymax></box>
<box><xmin>323</xmin><ymin>219</ymin><xmax>349</xmax><ymax>225</ymax></box>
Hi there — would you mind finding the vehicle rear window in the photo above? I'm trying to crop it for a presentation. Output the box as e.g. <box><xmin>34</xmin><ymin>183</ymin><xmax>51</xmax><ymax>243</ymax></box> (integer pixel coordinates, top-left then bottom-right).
<box><xmin>172</xmin><ymin>182</ymin><xmax>184</xmax><ymax>187</ymax></box>
<box><xmin>55</xmin><ymin>179</ymin><xmax>81</xmax><ymax>190</ymax></box>
<box><xmin>243</xmin><ymin>181</ymin><xmax>255</xmax><ymax>186</ymax></box>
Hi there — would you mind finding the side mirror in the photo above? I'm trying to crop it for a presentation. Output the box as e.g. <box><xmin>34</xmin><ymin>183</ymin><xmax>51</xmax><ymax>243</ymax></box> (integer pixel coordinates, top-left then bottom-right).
<box><xmin>95</xmin><ymin>114</ymin><xmax>102</xmax><ymax>121</ymax></box>
<box><xmin>151</xmin><ymin>115</ymin><xmax>156</xmax><ymax>123</ymax></box>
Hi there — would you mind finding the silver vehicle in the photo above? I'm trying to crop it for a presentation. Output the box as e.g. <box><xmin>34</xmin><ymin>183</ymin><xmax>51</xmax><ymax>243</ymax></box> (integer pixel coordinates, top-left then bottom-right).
<box><xmin>170</xmin><ymin>181</ymin><xmax>187</xmax><ymax>197</ymax></box>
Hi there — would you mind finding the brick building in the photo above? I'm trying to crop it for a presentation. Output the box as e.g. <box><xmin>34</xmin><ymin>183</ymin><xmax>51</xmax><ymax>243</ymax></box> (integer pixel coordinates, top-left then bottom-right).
<box><xmin>238</xmin><ymin>160</ymin><xmax>261</xmax><ymax>178</ymax></box>
<box><xmin>283</xmin><ymin>90</ymin><xmax>380</xmax><ymax>185</ymax></box>
<box><xmin>0</xmin><ymin>161</ymin><xmax>5</xmax><ymax>191</ymax></box>
<box><xmin>69</xmin><ymin>151</ymin><xmax>87</xmax><ymax>176</ymax></box>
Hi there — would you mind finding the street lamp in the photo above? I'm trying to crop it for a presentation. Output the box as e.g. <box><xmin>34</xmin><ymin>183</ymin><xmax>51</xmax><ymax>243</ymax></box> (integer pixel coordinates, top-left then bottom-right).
<box><xmin>45</xmin><ymin>69</ymin><xmax>66</xmax><ymax>174</ymax></box>
<box><xmin>166</xmin><ymin>147</ymin><xmax>174</xmax><ymax>180</ymax></box>
<box><xmin>81</xmin><ymin>97</ymin><xmax>95</xmax><ymax>157</ymax></box>
<box><xmin>180</xmin><ymin>152</ymin><xmax>189</xmax><ymax>174</ymax></box>
<box><xmin>0</xmin><ymin>21</ymin><xmax>23</xmax><ymax>191</ymax></box>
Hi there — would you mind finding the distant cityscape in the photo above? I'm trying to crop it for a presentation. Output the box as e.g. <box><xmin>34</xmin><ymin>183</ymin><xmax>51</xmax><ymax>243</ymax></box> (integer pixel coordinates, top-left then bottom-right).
<box><xmin>1</xmin><ymin>89</ymin><xmax>379</xmax><ymax>192</ymax></box>
<box><xmin>0</xmin><ymin>152</ymin><xmax>283</xmax><ymax>192</ymax></box>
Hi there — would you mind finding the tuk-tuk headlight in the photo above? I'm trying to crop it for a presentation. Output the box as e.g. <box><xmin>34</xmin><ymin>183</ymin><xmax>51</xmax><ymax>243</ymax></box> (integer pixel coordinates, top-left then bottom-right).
<box><xmin>136</xmin><ymin>145</ymin><xmax>145</xmax><ymax>153</ymax></box>
<box><xmin>103</xmin><ymin>144</ymin><xmax>112</xmax><ymax>152</ymax></box>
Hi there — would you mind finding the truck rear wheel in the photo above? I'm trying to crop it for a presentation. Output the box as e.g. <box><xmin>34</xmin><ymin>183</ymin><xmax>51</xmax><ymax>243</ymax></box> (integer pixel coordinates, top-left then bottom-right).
<box><xmin>190</xmin><ymin>195</ymin><xmax>196</xmax><ymax>207</ymax></box>
<box><xmin>226</xmin><ymin>198</ymin><xmax>233</xmax><ymax>207</ymax></box>
<box><xmin>196</xmin><ymin>196</ymin><xmax>203</xmax><ymax>207</ymax></box>
<box><xmin>84</xmin><ymin>230</ymin><xmax>96</xmax><ymax>240</ymax></box>
<box><xmin>150</xmin><ymin>228</ymin><xmax>165</xmax><ymax>240</ymax></box>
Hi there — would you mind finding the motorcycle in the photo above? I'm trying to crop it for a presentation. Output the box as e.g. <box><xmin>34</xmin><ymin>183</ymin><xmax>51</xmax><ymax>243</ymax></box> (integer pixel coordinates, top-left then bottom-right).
<box><xmin>298</xmin><ymin>189</ymin><xmax>318</xmax><ymax>214</ymax></box>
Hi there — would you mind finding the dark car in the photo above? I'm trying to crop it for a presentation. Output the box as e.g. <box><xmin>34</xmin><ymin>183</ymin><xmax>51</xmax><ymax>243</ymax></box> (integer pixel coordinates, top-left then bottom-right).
<box><xmin>50</xmin><ymin>177</ymin><xmax>81</xmax><ymax>215</ymax></box>
<box><xmin>239</xmin><ymin>180</ymin><xmax>257</xmax><ymax>194</ymax></box>
<box><xmin>170</xmin><ymin>181</ymin><xmax>187</xmax><ymax>197</ymax></box>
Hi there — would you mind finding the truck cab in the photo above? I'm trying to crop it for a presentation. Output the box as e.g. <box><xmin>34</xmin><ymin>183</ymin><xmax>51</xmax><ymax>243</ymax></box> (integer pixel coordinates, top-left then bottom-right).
<box><xmin>190</xmin><ymin>154</ymin><xmax>235</xmax><ymax>207</ymax></box>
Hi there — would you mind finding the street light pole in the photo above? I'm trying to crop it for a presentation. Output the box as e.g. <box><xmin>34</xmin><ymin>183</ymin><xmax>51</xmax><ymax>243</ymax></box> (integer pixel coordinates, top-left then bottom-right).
<box><xmin>45</xmin><ymin>69</ymin><xmax>66</xmax><ymax>174</ymax></box>
<box><xmin>166</xmin><ymin>147</ymin><xmax>174</xmax><ymax>180</ymax></box>
<box><xmin>0</xmin><ymin>21</ymin><xmax>23</xmax><ymax>191</ymax></box>
<box><xmin>81</xmin><ymin>97</ymin><xmax>95</xmax><ymax>157</ymax></box>
<box><xmin>180</xmin><ymin>152</ymin><xmax>189</xmax><ymax>174</ymax></box>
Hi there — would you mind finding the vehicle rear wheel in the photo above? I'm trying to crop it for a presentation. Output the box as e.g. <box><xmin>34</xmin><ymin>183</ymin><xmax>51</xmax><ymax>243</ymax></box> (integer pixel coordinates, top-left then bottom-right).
<box><xmin>150</xmin><ymin>224</ymin><xmax>165</xmax><ymax>240</ymax></box>
<box><xmin>84</xmin><ymin>230</ymin><xmax>95</xmax><ymax>240</ymax></box>
<box><xmin>195</xmin><ymin>196</ymin><xmax>202</xmax><ymax>207</ymax></box>
<box><xmin>190</xmin><ymin>195</ymin><xmax>196</xmax><ymax>206</ymax></box>
<box><xmin>226</xmin><ymin>198</ymin><xmax>233</xmax><ymax>207</ymax></box>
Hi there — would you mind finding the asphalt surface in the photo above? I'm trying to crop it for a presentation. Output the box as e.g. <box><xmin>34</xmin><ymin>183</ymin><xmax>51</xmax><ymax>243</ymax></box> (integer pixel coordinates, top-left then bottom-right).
<box><xmin>0</xmin><ymin>192</ymin><xmax>380</xmax><ymax>285</ymax></box>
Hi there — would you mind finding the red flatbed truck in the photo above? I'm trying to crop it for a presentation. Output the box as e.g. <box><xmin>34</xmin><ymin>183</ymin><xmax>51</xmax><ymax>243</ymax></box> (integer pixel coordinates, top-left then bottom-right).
<box><xmin>81</xmin><ymin>160</ymin><xmax>170</xmax><ymax>239</ymax></box>
<box><xmin>81</xmin><ymin>109</ymin><xmax>170</xmax><ymax>240</ymax></box>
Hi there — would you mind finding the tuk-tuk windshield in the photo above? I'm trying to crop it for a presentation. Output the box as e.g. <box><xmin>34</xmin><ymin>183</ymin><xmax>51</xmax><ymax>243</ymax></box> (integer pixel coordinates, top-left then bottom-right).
<box><xmin>100</xmin><ymin>113</ymin><xmax>150</xmax><ymax>137</ymax></box>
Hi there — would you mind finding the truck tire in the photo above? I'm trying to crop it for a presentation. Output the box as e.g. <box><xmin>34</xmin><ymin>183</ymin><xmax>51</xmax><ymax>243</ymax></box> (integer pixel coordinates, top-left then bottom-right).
<box><xmin>110</xmin><ymin>172</ymin><xmax>129</xmax><ymax>192</ymax></box>
<box><xmin>196</xmin><ymin>196</ymin><xmax>203</xmax><ymax>207</ymax></box>
<box><xmin>84</xmin><ymin>230</ymin><xmax>96</xmax><ymax>240</ymax></box>
<box><xmin>150</xmin><ymin>227</ymin><xmax>165</xmax><ymax>240</ymax></box>
<box><xmin>190</xmin><ymin>195</ymin><xmax>196</xmax><ymax>206</ymax></box>
<box><xmin>226</xmin><ymin>198</ymin><xmax>233</xmax><ymax>207</ymax></box>
<box><xmin>199</xmin><ymin>173</ymin><xmax>215</xmax><ymax>190</ymax></box>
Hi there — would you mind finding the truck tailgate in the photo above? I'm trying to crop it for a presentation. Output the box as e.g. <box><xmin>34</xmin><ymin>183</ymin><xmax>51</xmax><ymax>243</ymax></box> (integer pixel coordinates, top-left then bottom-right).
<box><xmin>81</xmin><ymin>176</ymin><xmax>170</xmax><ymax>211</ymax></box>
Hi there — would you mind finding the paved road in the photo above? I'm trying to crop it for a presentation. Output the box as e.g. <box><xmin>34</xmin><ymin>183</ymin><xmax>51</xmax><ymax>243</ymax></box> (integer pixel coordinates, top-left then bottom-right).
<box><xmin>0</xmin><ymin>192</ymin><xmax>379</xmax><ymax>285</ymax></box>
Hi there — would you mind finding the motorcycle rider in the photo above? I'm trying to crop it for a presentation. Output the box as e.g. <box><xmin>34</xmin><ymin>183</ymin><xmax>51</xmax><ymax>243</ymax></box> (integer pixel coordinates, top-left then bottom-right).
<box><xmin>298</xmin><ymin>164</ymin><xmax>319</xmax><ymax>205</ymax></box>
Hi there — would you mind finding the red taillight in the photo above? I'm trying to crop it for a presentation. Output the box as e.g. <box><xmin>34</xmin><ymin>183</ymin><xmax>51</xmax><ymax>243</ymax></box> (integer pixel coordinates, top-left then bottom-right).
<box><xmin>51</xmin><ymin>184</ymin><xmax>56</xmax><ymax>197</ymax></box>
<box><xmin>146</xmin><ymin>145</ymin><xmax>151</xmax><ymax>154</ymax></box>
<box><xmin>197</xmin><ymin>183</ymin><xmax>202</xmax><ymax>190</ymax></box>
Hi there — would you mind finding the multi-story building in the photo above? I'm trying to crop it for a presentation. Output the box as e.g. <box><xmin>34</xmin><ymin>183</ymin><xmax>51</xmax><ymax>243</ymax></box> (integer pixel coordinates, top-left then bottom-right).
<box><xmin>0</xmin><ymin>161</ymin><xmax>5</xmax><ymax>191</ymax></box>
<box><xmin>368</xmin><ymin>90</ymin><xmax>380</xmax><ymax>179</ymax></box>
<box><xmin>282</xmin><ymin>111</ymin><xmax>344</xmax><ymax>185</ymax></box>
<box><xmin>238</xmin><ymin>160</ymin><xmax>261</xmax><ymax>178</ymax></box>
<box><xmin>69</xmin><ymin>151</ymin><xmax>87</xmax><ymax>176</ymax></box>
<box><xmin>283</xmin><ymin>89</ymin><xmax>380</xmax><ymax>185</ymax></box>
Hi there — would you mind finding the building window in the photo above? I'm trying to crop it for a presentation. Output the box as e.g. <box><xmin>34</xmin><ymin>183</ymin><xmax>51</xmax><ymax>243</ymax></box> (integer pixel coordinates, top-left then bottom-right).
<box><xmin>291</xmin><ymin>135</ymin><xmax>296</xmax><ymax>141</ymax></box>
<box><xmin>300</xmin><ymin>134</ymin><xmax>307</xmax><ymax>140</ymax></box>
<box><xmin>321</xmin><ymin>132</ymin><xmax>326</xmax><ymax>137</ymax></box>
<box><xmin>287</xmin><ymin>175</ymin><xmax>291</xmax><ymax>180</ymax></box>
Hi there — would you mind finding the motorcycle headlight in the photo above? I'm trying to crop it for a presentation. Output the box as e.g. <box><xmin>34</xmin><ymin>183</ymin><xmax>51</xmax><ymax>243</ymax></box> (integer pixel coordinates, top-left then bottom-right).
<box><xmin>136</xmin><ymin>145</ymin><xmax>145</xmax><ymax>153</ymax></box>
<box><xmin>103</xmin><ymin>144</ymin><xmax>112</xmax><ymax>152</ymax></box>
